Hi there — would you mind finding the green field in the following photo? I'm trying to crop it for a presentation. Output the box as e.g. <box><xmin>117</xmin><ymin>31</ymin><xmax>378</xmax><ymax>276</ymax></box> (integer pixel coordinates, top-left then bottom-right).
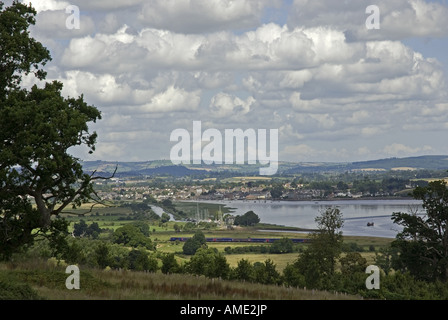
<box><xmin>58</xmin><ymin>201</ymin><xmax>393</xmax><ymax>272</ymax></box>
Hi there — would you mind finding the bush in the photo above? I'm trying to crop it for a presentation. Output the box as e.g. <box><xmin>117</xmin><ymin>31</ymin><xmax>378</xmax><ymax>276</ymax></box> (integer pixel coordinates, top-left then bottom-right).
<box><xmin>182</xmin><ymin>230</ymin><xmax>207</xmax><ymax>255</ymax></box>
<box><xmin>113</xmin><ymin>224</ymin><xmax>154</xmax><ymax>250</ymax></box>
<box><xmin>161</xmin><ymin>253</ymin><xmax>181</xmax><ymax>274</ymax></box>
<box><xmin>128</xmin><ymin>249</ymin><xmax>158</xmax><ymax>272</ymax></box>
<box><xmin>232</xmin><ymin>259</ymin><xmax>255</xmax><ymax>282</ymax></box>
<box><xmin>253</xmin><ymin>259</ymin><xmax>281</xmax><ymax>285</ymax></box>
<box><xmin>73</xmin><ymin>220</ymin><xmax>103</xmax><ymax>239</ymax></box>
<box><xmin>234</xmin><ymin>211</ymin><xmax>260</xmax><ymax>226</ymax></box>
<box><xmin>186</xmin><ymin>248</ymin><xmax>230</xmax><ymax>279</ymax></box>
<box><xmin>0</xmin><ymin>274</ymin><xmax>41</xmax><ymax>300</ymax></box>
<box><xmin>270</xmin><ymin>238</ymin><xmax>294</xmax><ymax>254</ymax></box>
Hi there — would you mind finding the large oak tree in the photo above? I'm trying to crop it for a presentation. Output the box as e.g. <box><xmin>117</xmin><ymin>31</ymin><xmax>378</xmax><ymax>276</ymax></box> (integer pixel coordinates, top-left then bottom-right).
<box><xmin>0</xmin><ymin>1</ymin><xmax>102</xmax><ymax>259</ymax></box>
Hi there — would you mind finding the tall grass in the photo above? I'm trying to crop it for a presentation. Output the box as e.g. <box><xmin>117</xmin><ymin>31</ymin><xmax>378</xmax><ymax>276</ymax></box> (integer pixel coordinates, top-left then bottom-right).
<box><xmin>0</xmin><ymin>259</ymin><xmax>359</xmax><ymax>300</ymax></box>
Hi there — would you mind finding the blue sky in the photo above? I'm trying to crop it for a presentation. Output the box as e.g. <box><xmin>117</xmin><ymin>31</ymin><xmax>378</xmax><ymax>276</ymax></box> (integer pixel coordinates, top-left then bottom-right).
<box><xmin>7</xmin><ymin>0</ymin><xmax>448</xmax><ymax>163</ymax></box>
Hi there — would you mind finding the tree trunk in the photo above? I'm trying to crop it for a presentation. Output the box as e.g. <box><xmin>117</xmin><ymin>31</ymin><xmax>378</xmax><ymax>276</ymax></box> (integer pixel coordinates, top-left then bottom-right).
<box><xmin>34</xmin><ymin>193</ymin><xmax>52</xmax><ymax>228</ymax></box>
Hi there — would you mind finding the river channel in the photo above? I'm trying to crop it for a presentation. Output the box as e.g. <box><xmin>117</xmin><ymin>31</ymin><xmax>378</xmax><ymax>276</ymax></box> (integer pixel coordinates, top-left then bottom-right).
<box><xmin>193</xmin><ymin>199</ymin><xmax>424</xmax><ymax>238</ymax></box>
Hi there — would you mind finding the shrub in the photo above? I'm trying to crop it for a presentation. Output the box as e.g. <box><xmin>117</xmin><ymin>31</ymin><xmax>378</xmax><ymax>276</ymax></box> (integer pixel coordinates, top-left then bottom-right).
<box><xmin>0</xmin><ymin>275</ymin><xmax>41</xmax><ymax>300</ymax></box>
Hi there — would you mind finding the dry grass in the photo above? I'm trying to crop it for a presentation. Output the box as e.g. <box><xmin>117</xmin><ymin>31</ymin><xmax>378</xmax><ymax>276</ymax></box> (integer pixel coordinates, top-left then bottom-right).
<box><xmin>0</xmin><ymin>259</ymin><xmax>360</xmax><ymax>300</ymax></box>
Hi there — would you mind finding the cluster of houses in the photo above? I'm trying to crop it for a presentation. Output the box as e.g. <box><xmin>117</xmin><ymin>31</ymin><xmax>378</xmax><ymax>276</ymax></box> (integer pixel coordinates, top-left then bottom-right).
<box><xmin>94</xmin><ymin>178</ymin><xmax>395</xmax><ymax>203</ymax></box>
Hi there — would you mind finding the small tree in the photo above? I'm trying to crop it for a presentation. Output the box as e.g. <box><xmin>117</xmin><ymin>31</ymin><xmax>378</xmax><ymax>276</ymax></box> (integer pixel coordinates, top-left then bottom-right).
<box><xmin>340</xmin><ymin>252</ymin><xmax>367</xmax><ymax>275</ymax></box>
<box><xmin>182</xmin><ymin>230</ymin><xmax>206</xmax><ymax>255</ymax></box>
<box><xmin>233</xmin><ymin>258</ymin><xmax>255</xmax><ymax>282</ymax></box>
<box><xmin>293</xmin><ymin>206</ymin><xmax>344</xmax><ymax>288</ymax></box>
<box><xmin>73</xmin><ymin>220</ymin><xmax>89</xmax><ymax>237</ymax></box>
<box><xmin>161</xmin><ymin>212</ymin><xmax>170</xmax><ymax>223</ymax></box>
<box><xmin>186</xmin><ymin>247</ymin><xmax>230</xmax><ymax>279</ymax></box>
<box><xmin>161</xmin><ymin>253</ymin><xmax>181</xmax><ymax>274</ymax></box>
<box><xmin>253</xmin><ymin>259</ymin><xmax>281</xmax><ymax>285</ymax></box>
<box><xmin>312</xmin><ymin>206</ymin><xmax>344</xmax><ymax>275</ymax></box>
<box><xmin>95</xmin><ymin>242</ymin><xmax>111</xmax><ymax>269</ymax></box>
<box><xmin>73</xmin><ymin>220</ymin><xmax>102</xmax><ymax>239</ymax></box>
<box><xmin>234</xmin><ymin>210</ymin><xmax>260</xmax><ymax>226</ymax></box>
<box><xmin>128</xmin><ymin>249</ymin><xmax>154</xmax><ymax>271</ymax></box>
<box><xmin>113</xmin><ymin>224</ymin><xmax>154</xmax><ymax>250</ymax></box>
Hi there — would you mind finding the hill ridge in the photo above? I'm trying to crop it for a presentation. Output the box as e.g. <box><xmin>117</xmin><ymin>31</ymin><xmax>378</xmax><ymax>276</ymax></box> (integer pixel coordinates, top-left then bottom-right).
<box><xmin>81</xmin><ymin>155</ymin><xmax>448</xmax><ymax>176</ymax></box>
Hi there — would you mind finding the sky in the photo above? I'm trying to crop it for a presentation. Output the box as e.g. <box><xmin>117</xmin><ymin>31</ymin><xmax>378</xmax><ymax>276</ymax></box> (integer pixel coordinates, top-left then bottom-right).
<box><xmin>6</xmin><ymin>0</ymin><xmax>448</xmax><ymax>164</ymax></box>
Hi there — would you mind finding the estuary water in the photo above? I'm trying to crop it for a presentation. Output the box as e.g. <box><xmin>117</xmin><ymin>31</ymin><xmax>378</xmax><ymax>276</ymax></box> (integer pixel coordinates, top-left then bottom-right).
<box><xmin>197</xmin><ymin>199</ymin><xmax>424</xmax><ymax>238</ymax></box>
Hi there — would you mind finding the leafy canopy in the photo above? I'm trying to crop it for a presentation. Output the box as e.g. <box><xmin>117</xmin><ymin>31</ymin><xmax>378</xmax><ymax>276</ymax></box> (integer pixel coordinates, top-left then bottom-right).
<box><xmin>0</xmin><ymin>1</ymin><xmax>102</xmax><ymax>260</ymax></box>
<box><xmin>392</xmin><ymin>180</ymin><xmax>448</xmax><ymax>281</ymax></box>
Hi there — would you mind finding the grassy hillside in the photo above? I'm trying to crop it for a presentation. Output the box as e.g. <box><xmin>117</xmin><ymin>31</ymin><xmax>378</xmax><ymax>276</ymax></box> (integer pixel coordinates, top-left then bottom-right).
<box><xmin>350</xmin><ymin>155</ymin><xmax>448</xmax><ymax>171</ymax></box>
<box><xmin>0</xmin><ymin>259</ymin><xmax>359</xmax><ymax>300</ymax></box>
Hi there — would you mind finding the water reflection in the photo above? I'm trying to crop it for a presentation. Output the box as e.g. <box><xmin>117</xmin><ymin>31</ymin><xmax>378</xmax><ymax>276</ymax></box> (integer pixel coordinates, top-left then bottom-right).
<box><xmin>198</xmin><ymin>199</ymin><xmax>423</xmax><ymax>238</ymax></box>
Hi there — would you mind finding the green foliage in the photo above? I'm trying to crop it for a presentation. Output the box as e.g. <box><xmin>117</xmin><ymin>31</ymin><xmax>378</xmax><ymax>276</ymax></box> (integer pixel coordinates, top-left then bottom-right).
<box><xmin>224</xmin><ymin>240</ymin><xmax>300</xmax><ymax>255</ymax></box>
<box><xmin>282</xmin><ymin>262</ymin><xmax>306</xmax><ymax>288</ymax></box>
<box><xmin>182</xmin><ymin>230</ymin><xmax>207</xmax><ymax>255</ymax></box>
<box><xmin>309</xmin><ymin>207</ymin><xmax>344</xmax><ymax>275</ymax></box>
<box><xmin>270</xmin><ymin>238</ymin><xmax>294</xmax><ymax>254</ymax></box>
<box><xmin>374</xmin><ymin>245</ymin><xmax>399</xmax><ymax>275</ymax></box>
<box><xmin>113</xmin><ymin>223</ymin><xmax>154</xmax><ymax>250</ymax></box>
<box><xmin>0</xmin><ymin>1</ymin><xmax>50</xmax><ymax>97</ymax></box>
<box><xmin>120</xmin><ymin>202</ymin><xmax>160</xmax><ymax>221</ymax></box>
<box><xmin>339</xmin><ymin>252</ymin><xmax>367</xmax><ymax>275</ymax></box>
<box><xmin>284</xmin><ymin>207</ymin><xmax>344</xmax><ymax>289</ymax></box>
<box><xmin>161</xmin><ymin>212</ymin><xmax>171</xmax><ymax>223</ymax></box>
<box><xmin>0</xmin><ymin>273</ymin><xmax>41</xmax><ymax>300</ymax></box>
<box><xmin>73</xmin><ymin>219</ymin><xmax>102</xmax><ymax>239</ymax></box>
<box><xmin>95</xmin><ymin>242</ymin><xmax>112</xmax><ymax>269</ymax></box>
<box><xmin>130</xmin><ymin>221</ymin><xmax>150</xmax><ymax>237</ymax></box>
<box><xmin>392</xmin><ymin>180</ymin><xmax>448</xmax><ymax>281</ymax></box>
<box><xmin>128</xmin><ymin>249</ymin><xmax>158</xmax><ymax>272</ymax></box>
<box><xmin>161</xmin><ymin>253</ymin><xmax>181</xmax><ymax>274</ymax></box>
<box><xmin>253</xmin><ymin>259</ymin><xmax>281</xmax><ymax>285</ymax></box>
<box><xmin>342</xmin><ymin>242</ymin><xmax>366</xmax><ymax>252</ymax></box>
<box><xmin>0</xmin><ymin>2</ymin><xmax>101</xmax><ymax>260</ymax></box>
<box><xmin>224</xmin><ymin>245</ymin><xmax>269</xmax><ymax>254</ymax></box>
<box><xmin>270</xmin><ymin>185</ymin><xmax>284</xmax><ymax>199</ymax></box>
<box><xmin>233</xmin><ymin>258</ymin><xmax>255</xmax><ymax>282</ymax></box>
<box><xmin>186</xmin><ymin>248</ymin><xmax>230</xmax><ymax>279</ymax></box>
<box><xmin>234</xmin><ymin>210</ymin><xmax>260</xmax><ymax>226</ymax></box>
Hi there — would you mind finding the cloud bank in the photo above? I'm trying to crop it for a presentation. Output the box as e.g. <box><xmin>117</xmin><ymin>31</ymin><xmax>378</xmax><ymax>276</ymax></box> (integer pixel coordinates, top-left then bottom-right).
<box><xmin>16</xmin><ymin>0</ymin><xmax>448</xmax><ymax>162</ymax></box>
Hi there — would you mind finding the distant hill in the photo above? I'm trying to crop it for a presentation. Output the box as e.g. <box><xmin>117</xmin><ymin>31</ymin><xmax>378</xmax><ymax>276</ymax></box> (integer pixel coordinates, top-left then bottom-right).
<box><xmin>350</xmin><ymin>155</ymin><xmax>448</xmax><ymax>170</ymax></box>
<box><xmin>81</xmin><ymin>155</ymin><xmax>448</xmax><ymax>177</ymax></box>
<box><xmin>285</xmin><ymin>155</ymin><xmax>448</xmax><ymax>174</ymax></box>
<box><xmin>81</xmin><ymin>160</ymin><xmax>208</xmax><ymax>177</ymax></box>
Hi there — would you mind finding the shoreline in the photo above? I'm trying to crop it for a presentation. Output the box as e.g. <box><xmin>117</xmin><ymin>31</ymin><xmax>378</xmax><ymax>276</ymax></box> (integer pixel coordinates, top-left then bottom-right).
<box><xmin>184</xmin><ymin>196</ymin><xmax>415</xmax><ymax>203</ymax></box>
<box><xmin>174</xmin><ymin>198</ymin><xmax>416</xmax><ymax>239</ymax></box>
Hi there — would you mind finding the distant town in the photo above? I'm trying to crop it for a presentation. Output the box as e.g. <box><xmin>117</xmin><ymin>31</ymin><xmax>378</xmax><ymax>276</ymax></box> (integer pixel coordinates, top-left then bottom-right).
<box><xmin>84</xmin><ymin>155</ymin><xmax>448</xmax><ymax>205</ymax></box>
<box><xmin>93</xmin><ymin>175</ymin><xmax>421</xmax><ymax>203</ymax></box>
